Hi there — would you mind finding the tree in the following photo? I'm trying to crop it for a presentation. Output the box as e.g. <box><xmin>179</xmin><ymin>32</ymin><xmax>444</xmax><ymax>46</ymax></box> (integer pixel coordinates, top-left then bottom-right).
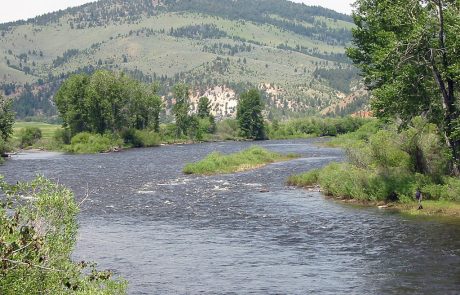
<box><xmin>197</xmin><ymin>96</ymin><xmax>211</xmax><ymax>118</ymax></box>
<box><xmin>0</xmin><ymin>94</ymin><xmax>14</xmax><ymax>143</ymax></box>
<box><xmin>54</xmin><ymin>74</ymin><xmax>90</xmax><ymax>136</ymax></box>
<box><xmin>148</xmin><ymin>83</ymin><xmax>163</xmax><ymax>133</ymax></box>
<box><xmin>197</xmin><ymin>96</ymin><xmax>216</xmax><ymax>133</ymax></box>
<box><xmin>237</xmin><ymin>89</ymin><xmax>266</xmax><ymax>139</ymax></box>
<box><xmin>55</xmin><ymin>71</ymin><xmax>163</xmax><ymax>136</ymax></box>
<box><xmin>172</xmin><ymin>83</ymin><xmax>190</xmax><ymax>137</ymax></box>
<box><xmin>347</xmin><ymin>0</ymin><xmax>460</xmax><ymax>175</ymax></box>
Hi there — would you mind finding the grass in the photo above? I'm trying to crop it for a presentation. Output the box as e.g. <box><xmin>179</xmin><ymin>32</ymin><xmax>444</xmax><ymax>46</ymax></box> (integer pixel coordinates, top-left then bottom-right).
<box><xmin>394</xmin><ymin>200</ymin><xmax>460</xmax><ymax>218</ymax></box>
<box><xmin>288</xmin><ymin>169</ymin><xmax>460</xmax><ymax>218</ymax></box>
<box><xmin>183</xmin><ymin>145</ymin><xmax>299</xmax><ymax>175</ymax></box>
<box><xmin>13</xmin><ymin>122</ymin><xmax>62</xmax><ymax>141</ymax></box>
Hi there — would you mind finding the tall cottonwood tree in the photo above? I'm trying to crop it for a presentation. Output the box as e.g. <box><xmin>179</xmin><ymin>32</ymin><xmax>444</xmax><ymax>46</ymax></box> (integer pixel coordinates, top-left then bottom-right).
<box><xmin>348</xmin><ymin>0</ymin><xmax>460</xmax><ymax>175</ymax></box>
<box><xmin>55</xmin><ymin>71</ymin><xmax>163</xmax><ymax>135</ymax></box>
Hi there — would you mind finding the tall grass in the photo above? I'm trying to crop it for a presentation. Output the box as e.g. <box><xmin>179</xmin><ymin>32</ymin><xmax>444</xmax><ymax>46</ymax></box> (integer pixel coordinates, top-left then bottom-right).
<box><xmin>288</xmin><ymin>117</ymin><xmax>460</xmax><ymax>204</ymax></box>
<box><xmin>184</xmin><ymin>146</ymin><xmax>298</xmax><ymax>175</ymax></box>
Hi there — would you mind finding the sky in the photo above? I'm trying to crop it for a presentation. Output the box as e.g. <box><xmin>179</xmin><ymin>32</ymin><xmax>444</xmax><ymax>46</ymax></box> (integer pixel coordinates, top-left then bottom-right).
<box><xmin>0</xmin><ymin>0</ymin><xmax>354</xmax><ymax>24</ymax></box>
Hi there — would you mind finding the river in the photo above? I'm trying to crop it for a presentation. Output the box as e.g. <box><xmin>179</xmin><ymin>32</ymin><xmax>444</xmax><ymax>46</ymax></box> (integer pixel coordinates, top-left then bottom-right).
<box><xmin>1</xmin><ymin>139</ymin><xmax>459</xmax><ymax>294</ymax></box>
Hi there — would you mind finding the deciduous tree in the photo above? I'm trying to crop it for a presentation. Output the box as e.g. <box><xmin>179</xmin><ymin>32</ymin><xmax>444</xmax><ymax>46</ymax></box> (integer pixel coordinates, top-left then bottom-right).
<box><xmin>347</xmin><ymin>0</ymin><xmax>460</xmax><ymax>175</ymax></box>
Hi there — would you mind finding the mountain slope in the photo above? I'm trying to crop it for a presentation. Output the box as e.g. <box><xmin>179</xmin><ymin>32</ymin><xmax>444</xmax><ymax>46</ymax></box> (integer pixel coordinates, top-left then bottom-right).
<box><xmin>0</xmin><ymin>0</ymin><xmax>366</xmax><ymax>120</ymax></box>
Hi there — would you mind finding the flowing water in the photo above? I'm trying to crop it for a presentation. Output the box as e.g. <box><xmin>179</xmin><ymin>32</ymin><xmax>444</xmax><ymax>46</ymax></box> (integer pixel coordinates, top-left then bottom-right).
<box><xmin>1</xmin><ymin>139</ymin><xmax>459</xmax><ymax>294</ymax></box>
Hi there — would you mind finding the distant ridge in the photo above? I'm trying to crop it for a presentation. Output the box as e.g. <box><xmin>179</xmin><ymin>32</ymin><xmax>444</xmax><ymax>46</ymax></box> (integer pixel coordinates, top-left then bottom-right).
<box><xmin>0</xmin><ymin>0</ymin><xmax>367</xmax><ymax>120</ymax></box>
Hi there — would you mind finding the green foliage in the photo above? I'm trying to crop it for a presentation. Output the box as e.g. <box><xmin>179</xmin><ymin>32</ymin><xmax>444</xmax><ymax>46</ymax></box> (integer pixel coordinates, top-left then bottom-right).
<box><xmin>66</xmin><ymin>132</ymin><xmax>122</xmax><ymax>154</ymax></box>
<box><xmin>0</xmin><ymin>94</ymin><xmax>14</xmax><ymax>144</ymax></box>
<box><xmin>18</xmin><ymin>127</ymin><xmax>42</xmax><ymax>148</ymax></box>
<box><xmin>55</xmin><ymin>71</ymin><xmax>163</xmax><ymax>136</ymax></box>
<box><xmin>422</xmin><ymin>177</ymin><xmax>460</xmax><ymax>202</ymax></box>
<box><xmin>317</xmin><ymin>163</ymin><xmax>416</xmax><ymax>202</ymax></box>
<box><xmin>121</xmin><ymin>128</ymin><xmax>160</xmax><ymax>148</ymax></box>
<box><xmin>183</xmin><ymin>145</ymin><xmax>297</xmax><ymax>175</ymax></box>
<box><xmin>53</xmin><ymin>128</ymin><xmax>72</xmax><ymax>145</ymax></box>
<box><xmin>215</xmin><ymin>119</ymin><xmax>239</xmax><ymax>140</ymax></box>
<box><xmin>291</xmin><ymin>118</ymin><xmax>459</xmax><ymax>203</ymax></box>
<box><xmin>236</xmin><ymin>89</ymin><xmax>266</xmax><ymax>140</ymax></box>
<box><xmin>286</xmin><ymin>169</ymin><xmax>319</xmax><ymax>187</ymax></box>
<box><xmin>0</xmin><ymin>176</ymin><xmax>127</xmax><ymax>294</ymax></box>
<box><xmin>269</xmin><ymin>116</ymin><xmax>366</xmax><ymax>139</ymax></box>
<box><xmin>197</xmin><ymin>96</ymin><xmax>211</xmax><ymax>119</ymax></box>
<box><xmin>172</xmin><ymin>83</ymin><xmax>191</xmax><ymax>138</ymax></box>
<box><xmin>348</xmin><ymin>0</ymin><xmax>460</xmax><ymax>172</ymax></box>
<box><xmin>54</xmin><ymin>74</ymin><xmax>90</xmax><ymax>136</ymax></box>
<box><xmin>0</xmin><ymin>95</ymin><xmax>14</xmax><ymax>157</ymax></box>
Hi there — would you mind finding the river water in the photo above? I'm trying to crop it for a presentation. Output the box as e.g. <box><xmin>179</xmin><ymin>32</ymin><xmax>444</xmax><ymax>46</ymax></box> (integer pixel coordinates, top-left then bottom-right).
<box><xmin>1</xmin><ymin>139</ymin><xmax>459</xmax><ymax>294</ymax></box>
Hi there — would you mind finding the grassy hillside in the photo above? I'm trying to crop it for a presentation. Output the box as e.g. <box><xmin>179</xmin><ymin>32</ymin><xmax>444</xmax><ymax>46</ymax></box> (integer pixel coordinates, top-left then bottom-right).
<box><xmin>0</xmin><ymin>0</ymin><xmax>366</xmax><ymax>120</ymax></box>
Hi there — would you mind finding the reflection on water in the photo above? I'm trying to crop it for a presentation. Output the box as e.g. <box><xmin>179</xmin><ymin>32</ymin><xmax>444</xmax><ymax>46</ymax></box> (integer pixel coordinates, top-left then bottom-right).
<box><xmin>1</xmin><ymin>139</ymin><xmax>459</xmax><ymax>294</ymax></box>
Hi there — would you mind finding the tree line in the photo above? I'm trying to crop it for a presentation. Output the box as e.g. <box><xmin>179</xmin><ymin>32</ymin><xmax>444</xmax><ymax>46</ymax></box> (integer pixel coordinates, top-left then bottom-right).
<box><xmin>54</xmin><ymin>70</ymin><xmax>266</xmax><ymax>145</ymax></box>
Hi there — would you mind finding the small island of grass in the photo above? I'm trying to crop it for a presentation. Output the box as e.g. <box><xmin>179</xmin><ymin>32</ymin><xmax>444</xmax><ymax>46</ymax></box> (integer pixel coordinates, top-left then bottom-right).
<box><xmin>183</xmin><ymin>146</ymin><xmax>298</xmax><ymax>175</ymax></box>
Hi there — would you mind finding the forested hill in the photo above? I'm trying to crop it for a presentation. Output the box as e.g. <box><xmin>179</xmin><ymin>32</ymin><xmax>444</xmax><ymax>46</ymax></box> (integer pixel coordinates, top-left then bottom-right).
<box><xmin>0</xmin><ymin>0</ymin><xmax>367</xmax><ymax>120</ymax></box>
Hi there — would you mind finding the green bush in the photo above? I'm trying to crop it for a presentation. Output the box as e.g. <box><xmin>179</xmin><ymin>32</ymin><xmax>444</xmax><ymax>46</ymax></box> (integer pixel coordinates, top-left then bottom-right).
<box><xmin>67</xmin><ymin>132</ymin><xmax>122</xmax><ymax>153</ymax></box>
<box><xmin>215</xmin><ymin>119</ymin><xmax>239</xmax><ymax>140</ymax></box>
<box><xmin>0</xmin><ymin>176</ymin><xmax>127</xmax><ymax>294</ymax></box>
<box><xmin>53</xmin><ymin>128</ymin><xmax>72</xmax><ymax>145</ymax></box>
<box><xmin>422</xmin><ymin>177</ymin><xmax>460</xmax><ymax>201</ymax></box>
<box><xmin>268</xmin><ymin>117</ymin><xmax>368</xmax><ymax>139</ymax></box>
<box><xmin>18</xmin><ymin>127</ymin><xmax>42</xmax><ymax>148</ymax></box>
<box><xmin>132</xmin><ymin>130</ymin><xmax>160</xmax><ymax>147</ymax></box>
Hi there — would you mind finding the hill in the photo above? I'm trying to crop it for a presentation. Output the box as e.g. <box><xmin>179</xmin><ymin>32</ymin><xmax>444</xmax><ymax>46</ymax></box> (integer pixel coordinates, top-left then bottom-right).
<box><xmin>0</xmin><ymin>0</ymin><xmax>367</xmax><ymax>120</ymax></box>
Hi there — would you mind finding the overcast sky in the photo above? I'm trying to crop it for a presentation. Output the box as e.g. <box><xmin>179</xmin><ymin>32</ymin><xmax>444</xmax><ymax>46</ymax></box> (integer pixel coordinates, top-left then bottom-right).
<box><xmin>0</xmin><ymin>0</ymin><xmax>354</xmax><ymax>24</ymax></box>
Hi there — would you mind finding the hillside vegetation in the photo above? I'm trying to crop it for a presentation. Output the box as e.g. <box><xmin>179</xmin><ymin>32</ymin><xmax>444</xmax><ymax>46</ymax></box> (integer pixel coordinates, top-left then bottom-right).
<box><xmin>0</xmin><ymin>0</ymin><xmax>366</xmax><ymax>121</ymax></box>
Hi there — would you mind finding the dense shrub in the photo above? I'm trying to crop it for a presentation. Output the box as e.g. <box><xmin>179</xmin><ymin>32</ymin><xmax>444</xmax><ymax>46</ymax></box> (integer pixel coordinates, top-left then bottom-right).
<box><xmin>66</xmin><ymin>132</ymin><xmax>122</xmax><ymax>153</ymax></box>
<box><xmin>268</xmin><ymin>117</ymin><xmax>367</xmax><ymax>139</ymax></box>
<box><xmin>53</xmin><ymin>128</ymin><xmax>72</xmax><ymax>145</ymax></box>
<box><xmin>422</xmin><ymin>177</ymin><xmax>460</xmax><ymax>201</ymax></box>
<box><xmin>132</xmin><ymin>130</ymin><xmax>160</xmax><ymax>147</ymax></box>
<box><xmin>18</xmin><ymin>127</ymin><xmax>42</xmax><ymax>148</ymax></box>
<box><xmin>215</xmin><ymin>119</ymin><xmax>239</xmax><ymax>140</ymax></box>
<box><xmin>0</xmin><ymin>176</ymin><xmax>127</xmax><ymax>293</ymax></box>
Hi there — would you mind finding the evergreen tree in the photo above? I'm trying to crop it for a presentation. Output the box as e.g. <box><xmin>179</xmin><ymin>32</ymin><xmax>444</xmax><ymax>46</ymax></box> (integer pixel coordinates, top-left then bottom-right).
<box><xmin>197</xmin><ymin>96</ymin><xmax>211</xmax><ymax>118</ymax></box>
<box><xmin>237</xmin><ymin>89</ymin><xmax>266</xmax><ymax>140</ymax></box>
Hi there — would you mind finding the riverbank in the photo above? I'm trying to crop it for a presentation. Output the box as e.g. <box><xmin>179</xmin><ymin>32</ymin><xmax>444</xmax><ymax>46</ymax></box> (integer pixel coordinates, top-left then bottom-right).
<box><xmin>326</xmin><ymin>194</ymin><xmax>460</xmax><ymax>218</ymax></box>
<box><xmin>183</xmin><ymin>146</ymin><xmax>299</xmax><ymax>175</ymax></box>
<box><xmin>289</xmin><ymin>174</ymin><xmax>460</xmax><ymax>219</ymax></box>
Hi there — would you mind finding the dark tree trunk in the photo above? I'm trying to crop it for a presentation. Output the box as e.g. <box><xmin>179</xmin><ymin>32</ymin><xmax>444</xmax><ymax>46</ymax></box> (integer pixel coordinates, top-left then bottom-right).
<box><xmin>432</xmin><ymin>0</ymin><xmax>460</xmax><ymax>176</ymax></box>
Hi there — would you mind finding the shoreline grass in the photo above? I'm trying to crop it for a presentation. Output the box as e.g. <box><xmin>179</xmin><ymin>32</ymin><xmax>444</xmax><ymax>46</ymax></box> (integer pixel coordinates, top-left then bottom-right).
<box><xmin>287</xmin><ymin>167</ymin><xmax>460</xmax><ymax>219</ymax></box>
<box><xmin>183</xmin><ymin>146</ymin><xmax>299</xmax><ymax>175</ymax></box>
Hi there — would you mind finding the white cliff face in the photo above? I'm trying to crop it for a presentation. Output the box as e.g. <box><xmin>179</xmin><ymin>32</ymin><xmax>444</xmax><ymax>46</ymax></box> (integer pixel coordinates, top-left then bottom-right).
<box><xmin>190</xmin><ymin>85</ymin><xmax>238</xmax><ymax>119</ymax></box>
